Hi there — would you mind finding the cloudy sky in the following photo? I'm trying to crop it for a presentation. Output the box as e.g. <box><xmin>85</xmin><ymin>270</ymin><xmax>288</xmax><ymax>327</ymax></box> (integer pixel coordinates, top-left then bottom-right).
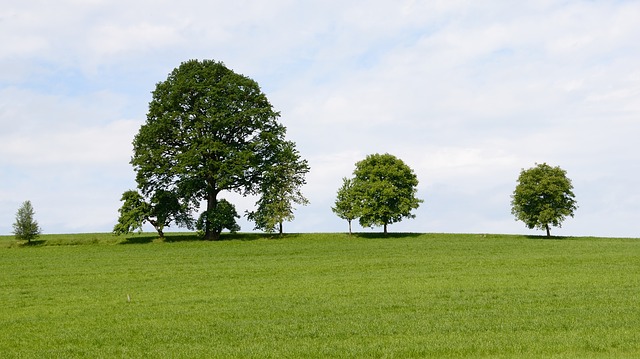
<box><xmin>1</xmin><ymin>1</ymin><xmax>639</xmax><ymax>237</ymax></box>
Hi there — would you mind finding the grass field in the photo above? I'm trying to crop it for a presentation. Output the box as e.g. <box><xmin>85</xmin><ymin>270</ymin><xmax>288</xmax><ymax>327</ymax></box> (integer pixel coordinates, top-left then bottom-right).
<box><xmin>1</xmin><ymin>232</ymin><xmax>639</xmax><ymax>358</ymax></box>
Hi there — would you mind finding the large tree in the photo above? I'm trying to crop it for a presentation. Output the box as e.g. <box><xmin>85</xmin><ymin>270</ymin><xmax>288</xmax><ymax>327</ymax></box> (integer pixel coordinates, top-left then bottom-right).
<box><xmin>332</xmin><ymin>177</ymin><xmax>360</xmax><ymax>235</ymax></box>
<box><xmin>511</xmin><ymin>163</ymin><xmax>578</xmax><ymax>237</ymax></box>
<box><xmin>247</xmin><ymin>141</ymin><xmax>309</xmax><ymax>235</ymax></box>
<box><xmin>131</xmin><ymin>59</ymin><xmax>293</xmax><ymax>240</ymax></box>
<box><xmin>13</xmin><ymin>200</ymin><xmax>41</xmax><ymax>243</ymax></box>
<box><xmin>351</xmin><ymin>153</ymin><xmax>423</xmax><ymax>234</ymax></box>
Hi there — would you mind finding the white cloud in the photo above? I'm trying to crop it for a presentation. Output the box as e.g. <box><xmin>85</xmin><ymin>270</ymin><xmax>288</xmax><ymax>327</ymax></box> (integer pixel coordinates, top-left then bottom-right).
<box><xmin>0</xmin><ymin>87</ymin><xmax>139</xmax><ymax>166</ymax></box>
<box><xmin>0</xmin><ymin>86</ymin><xmax>140</xmax><ymax>235</ymax></box>
<box><xmin>88</xmin><ymin>23</ymin><xmax>183</xmax><ymax>58</ymax></box>
<box><xmin>1</xmin><ymin>120</ymin><xmax>137</xmax><ymax>166</ymax></box>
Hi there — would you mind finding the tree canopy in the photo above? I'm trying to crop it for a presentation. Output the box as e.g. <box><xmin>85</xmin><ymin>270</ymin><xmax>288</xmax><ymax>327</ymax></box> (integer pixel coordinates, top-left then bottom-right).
<box><xmin>342</xmin><ymin>153</ymin><xmax>423</xmax><ymax>234</ymax></box>
<box><xmin>113</xmin><ymin>189</ymin><xmax>192</xmax><ymax>238</ymax></box>
<box><xmin>129</xmin><ymin>59</ymin><xmax>302</xmax><ymax>240</ymax></box>
<box><xmin>511</xmin><ymin>162</ymin><xmax>578</xmax><ymax>237</ymax></box>
<box><xmin>247</xmin><ymin>141</ymin><xmax>309</xmax><ymax>235</ymax></box>
<box><xmin>332</xmin><ymin>177</ymin><xmax>360</xmax><ymax>235</ymax></box>
<box><xmin>196</xmin><ymin>198</ymin><xmax>241</xmax><ymax>235</ymax></box>
<box><xmin>13</xmin><ymin>200</ymin><xmax>41</xmax><ymax>243</ymax></box>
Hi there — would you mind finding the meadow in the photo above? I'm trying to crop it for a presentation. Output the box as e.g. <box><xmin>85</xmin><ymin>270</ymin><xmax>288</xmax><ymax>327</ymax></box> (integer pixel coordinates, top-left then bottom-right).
<box><xmin>0</xmin><ymin>232</ymin><xmax>639</xmax><ymax>358</ymax></box>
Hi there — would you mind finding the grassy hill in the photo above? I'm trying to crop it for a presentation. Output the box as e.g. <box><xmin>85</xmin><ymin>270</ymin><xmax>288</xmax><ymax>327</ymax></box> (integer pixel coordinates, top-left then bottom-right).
<box><xmin>1</xmin><ymin>232</ymin><xmax>639</xmax><ymax>358</ymax></box>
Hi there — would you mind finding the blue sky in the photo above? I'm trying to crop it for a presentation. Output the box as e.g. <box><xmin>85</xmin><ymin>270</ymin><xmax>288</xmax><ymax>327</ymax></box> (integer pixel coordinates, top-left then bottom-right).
<box><xmin>1</xmin><ymin>0</ymin><xmax>639</xmax><ymax>237</ymax></box>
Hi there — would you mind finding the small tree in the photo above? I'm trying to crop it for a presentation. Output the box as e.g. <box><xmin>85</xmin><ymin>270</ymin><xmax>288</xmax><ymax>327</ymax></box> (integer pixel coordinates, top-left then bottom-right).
<box><xmin>196</xmin><ymin>199</ymin><xmax>241</xmax><ymax>237</ymax></box>
<box><xmin>13</xmin><ymin>200</ymin><xmax>41</xmax><ymax>243</ymax></box>
<box><xmin>113</xmin><ymin>190</ymin><xmax>193</xmax><ymax>239</ymax></box>
<box><xmin>247</xmin><ymin>141</ymin><xmax>309</xmax><ymax>235</ymax></box>
<box><xmin>351</xmin><ymin>153</ymin><xmax>423</xmax><ymax>234</ymax></box>
<box><xmin>332</xmin><ymin>177</ymin><xmax>360</xmax><ymax>235</ymax></box>
<box><xmin>511</xmin><ymin>163</ymin><xmax>578</xmax><ymax>237</ymax></box>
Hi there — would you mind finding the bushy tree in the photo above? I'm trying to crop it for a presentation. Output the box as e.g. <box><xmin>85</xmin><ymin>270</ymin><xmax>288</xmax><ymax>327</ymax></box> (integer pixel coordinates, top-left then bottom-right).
<box><xmin>113</xmin><ymin>190</ymin><xmax>192</xmax><ymax>238</ymax></box>
<box><xmin>348</xmin><ymin>153</ymin><xmax>423</xmax><ymax>234</ymax></box>
<box><xmin>13</xmin><ymin>200</ymin><xmax>41</xmax><ymax>243</ymax></box>
<box><xmin>332</xmin><ymin>177</ymin><xmax>360</xmax><ymax>235</ymax></box>
<box><xmin>247</xmin><ymin>142</ymin><xmax>309</xmax><ymax>235</ymax></box>
<box><xmin>130</xmin><ymin>59</ymin><xmax>303</xmax><ymax>240</ymax></box>
<box><xmin>196</xmin><ymin>199</ymin><xmax>241</xmax><ymax>235</ymax></box>
<box><xmin>511</xmin><ymin>163</ymin><xmax>578</xmax><ymax>237</ymax></box>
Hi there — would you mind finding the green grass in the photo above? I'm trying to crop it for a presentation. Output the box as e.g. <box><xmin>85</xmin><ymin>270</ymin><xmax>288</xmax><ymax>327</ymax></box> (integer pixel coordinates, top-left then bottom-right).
<box><xmin>1</xmin><ymin>232</ymin><xmax>639</xmax><ymax>358</ymax></box>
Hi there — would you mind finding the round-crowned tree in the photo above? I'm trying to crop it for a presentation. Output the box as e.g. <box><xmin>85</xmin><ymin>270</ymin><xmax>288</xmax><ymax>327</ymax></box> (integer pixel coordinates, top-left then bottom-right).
<box><xmin>350</xmin><ymin>153</ymin><xmax>423</xmax><ymax>234</ymax></box>
<box><xmin>511</xmin><ymin>163</ymin><xmax>578</xmax><ymax>237</ymax></box>
<box><xmin>130</xmin><ymin>59</ymin><xmax>306</xmax><ymax>240</ymax></box>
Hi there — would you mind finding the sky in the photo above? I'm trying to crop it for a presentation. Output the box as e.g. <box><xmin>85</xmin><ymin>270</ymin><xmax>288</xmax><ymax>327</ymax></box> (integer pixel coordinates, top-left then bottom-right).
<box><xmin>1</xmin><ymin>0</ymin><xmax>639</xmax><ymax>237</ymax></box>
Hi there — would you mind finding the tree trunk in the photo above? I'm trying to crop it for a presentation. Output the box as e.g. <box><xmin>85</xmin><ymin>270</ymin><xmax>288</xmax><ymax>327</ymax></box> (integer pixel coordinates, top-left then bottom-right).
<box><xmin>348</xmin><ymin>219</ymin><xmax>352</xmax><ymax>235</ymax></box>
<box><xmin>149</xmin><ymin>219</ymin><xmax>164</xmax><ymax>239</ymax></box>
<box><xmin>279</xmin><ymin>221</ymin><xmax>283</xmax><ymax>236</ymax></box>
<box><xmin>545</xmin><ymin>224</ymin><xmax>551</xmax><ymax>237</ymax></box>
<box><xmin>205</xmin><ymin>192</ymin><xmax>220</xmax><ymax>241</ymax></box>
<box><xmin>384</xmin><ymin>222</ymin><xmax>388</xmax><ymax>235</ymax></box>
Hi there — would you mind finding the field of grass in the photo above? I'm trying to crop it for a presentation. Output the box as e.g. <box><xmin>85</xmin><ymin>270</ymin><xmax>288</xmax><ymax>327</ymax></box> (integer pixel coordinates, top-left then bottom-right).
<box><xmin>1</xmin><ymin>232</ymin><xmax>639</xmax><ymax>358</ymax></box>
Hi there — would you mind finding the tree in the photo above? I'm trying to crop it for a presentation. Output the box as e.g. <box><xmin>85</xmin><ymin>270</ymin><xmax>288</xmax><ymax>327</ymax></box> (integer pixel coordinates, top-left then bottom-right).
<box><xmin>351</xmin><ymin>153</ymin><xmax>423</xmax><ymax>234</ymax></box>
<box><xmin>332</xmin><ymin>177</ymin><xmax>360</xmax><ymax>235</ymax></box>
<box><xmin>131</xmin><ymin>59</ymin><xmax>297</xmax><ymax>240</ymax></box>
<box><xmin>13</xmin><ymin>200</ymin><xmax>41</xmax><ymax>243</ymax></box>
<box><xmin>511</xmin><ymin>162</ymin><xmax>578</xmax><ymax>237</ymax></box>
<box><xmin>113</xmin><ymin>189</ymin><xmax>192</xmax><ymax>239</ymax></box>
<box><xmin>247</xmin><ymin>141</ymin><xmax>309</xmax><ymax>235</ymax></box>
<box><xmin>196</xmin><ymin>199</ymin><xmax>241</xmax><ymax>235</ymax></box>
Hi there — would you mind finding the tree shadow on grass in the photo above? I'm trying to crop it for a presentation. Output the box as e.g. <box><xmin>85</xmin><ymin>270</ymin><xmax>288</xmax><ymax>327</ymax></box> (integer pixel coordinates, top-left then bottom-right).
<box><xmin>120</xmin><ymin>235</ymin><xmax>157</xmax><ymax>244</ymax></box>
<box><xmin>352</xmin><ymin>232</ymin><xmax>423</xmax><ymax>239</ymax></box>
<box><xmin>120</xmin><ymin>232</ymin><xmax>278</xmax><ymax>244</ymax></box>
<box><xmin>17</xmin><ymin>239</ymin><xmax>47</xmax><ymax>246</ymax></box>
<box><xmin>163</xmin><ymin>234</ymin><xmax>203</xmax><ymax>242</ymax></box>
<box><xmin>220</xmin><ymin>233</ymin><xmax>273</xmax><ymax>241</ymax></box>
<box><xmin>525</xmin><ymin>235</ymin><xmax>571</xmax><ymax>240</ymax></box>
<box><xmin>216</xmin><ymin>233</ymin><xmax>305</xmax><ymax>241</ymax></box>
<box><xmin>120</xmin><ymin>233</ymin><xmax>202</xmax><ymax>244</ymax></box>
